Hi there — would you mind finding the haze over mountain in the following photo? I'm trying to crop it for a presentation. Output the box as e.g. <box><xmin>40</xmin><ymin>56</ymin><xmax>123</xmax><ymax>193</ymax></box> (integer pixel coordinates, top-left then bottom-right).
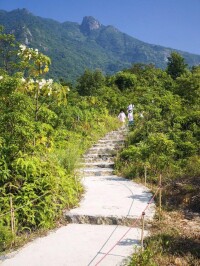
<box><xmin>0</xmin><ymin>8</ymin><xmax>200</xmax><ymax>82</ymax></box>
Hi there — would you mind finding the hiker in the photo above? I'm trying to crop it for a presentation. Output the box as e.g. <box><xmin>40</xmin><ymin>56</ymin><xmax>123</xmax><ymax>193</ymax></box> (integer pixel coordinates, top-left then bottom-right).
<box><xmin>127</xmin><ymin>103</ymin><xmax>134</xmax><ymax>112</ymax></box>
<box><xmin>118</xmin><ymin>109</ymin><xmax>126</xmax><ymax>126</ymax></box>
<box><xmin>127</xmin><ymin>104</ymin><xmax>134</xmax><ymax>126</ymax></box>
<box><xmin>128</xmin><ymin>109</ymin><xmax>134</xmax><ymax>126</ymax></box>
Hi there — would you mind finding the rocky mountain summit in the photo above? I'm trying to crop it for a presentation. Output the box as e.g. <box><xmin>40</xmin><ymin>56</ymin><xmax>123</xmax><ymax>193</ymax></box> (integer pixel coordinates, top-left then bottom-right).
<box><xmin>80</xmin><ymin>16</ymin><xmax>101</xmax><ymax>33</ymax></box>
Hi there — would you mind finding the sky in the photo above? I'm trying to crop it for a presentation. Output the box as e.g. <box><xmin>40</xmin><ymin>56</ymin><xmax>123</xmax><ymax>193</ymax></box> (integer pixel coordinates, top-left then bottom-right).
<box><xmin>0</xmin><ymin>0</ymin><xmax>200</xmax><ymax>55</ymax></box>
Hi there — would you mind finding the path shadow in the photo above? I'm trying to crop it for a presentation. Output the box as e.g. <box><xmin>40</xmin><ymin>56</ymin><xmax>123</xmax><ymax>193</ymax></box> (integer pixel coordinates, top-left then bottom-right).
<box><xmin>117</xmin><ymin>238</ymin><xmax>139</xmax><ymax>246</ymax></box>
<box><xmin>103</xmin><ymin>176</ymin><xmax>128</xmax><ymax>182</ymax></box>
<box><xmin>128</xmin><ymin>192</ymin><xmax>152</xmax><ymax>203</ymax></box>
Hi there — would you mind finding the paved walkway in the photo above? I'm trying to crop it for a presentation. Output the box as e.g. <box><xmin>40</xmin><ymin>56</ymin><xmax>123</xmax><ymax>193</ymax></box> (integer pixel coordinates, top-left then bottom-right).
<box><xmin>0</xmin><ymin>128</ymin><xmax>156</xmax><ymax>266</ymax></box>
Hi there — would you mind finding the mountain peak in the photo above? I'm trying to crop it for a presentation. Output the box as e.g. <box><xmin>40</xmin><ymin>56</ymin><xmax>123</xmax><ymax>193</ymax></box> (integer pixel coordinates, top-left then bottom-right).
<box><xmin>80</xmin><ymin>16</ymin><xmax>101</xmax><ymax>33</ymax></box>
<box><xmin>11</xmin><ymin>8</ymin><xmax>32</xmax><ymax>15</ymax></box>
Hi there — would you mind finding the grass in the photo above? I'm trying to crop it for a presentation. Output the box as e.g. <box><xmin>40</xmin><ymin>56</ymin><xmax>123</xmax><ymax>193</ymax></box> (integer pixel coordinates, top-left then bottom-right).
<box><xmin>127</xmin><ymin>208</ymin><xmax>200</xmax><ymax>266</ymax></box>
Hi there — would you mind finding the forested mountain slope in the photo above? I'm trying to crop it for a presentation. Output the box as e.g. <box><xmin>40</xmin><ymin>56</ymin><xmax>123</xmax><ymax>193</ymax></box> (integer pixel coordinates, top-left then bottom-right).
<box><xmin>0</xmin><ymin>8</ymin><xmax>200</xmax><ymax>81</ymax></box>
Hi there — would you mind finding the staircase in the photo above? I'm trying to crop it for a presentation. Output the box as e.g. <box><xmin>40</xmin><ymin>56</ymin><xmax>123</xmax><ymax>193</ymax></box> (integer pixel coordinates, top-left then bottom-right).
<box><xmin>1</xmin><ymin>127</ymin><xmax>156</xmax><ymax>266</ymax></box>
<box><xmin>65</xmin><ymin>125</ymin><xmax>155</xmax><ymax>231</ymax></box>
<box><xmin>80</xmin><ymin>128</ymin><xmax>126</xmax><ymax>177</ymax></box>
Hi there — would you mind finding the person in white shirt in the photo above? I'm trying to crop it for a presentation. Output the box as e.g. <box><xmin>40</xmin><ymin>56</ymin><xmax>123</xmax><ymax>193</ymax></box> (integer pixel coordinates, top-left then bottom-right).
<box><xmin>128</xmin><ymin>109</ymin><xmax>134</xmax><ymax>126</ymax></box>
<box><xmin>118</xmin><ymin>109</ymin><xmax>126</xmax><ymax>126</ymax></box>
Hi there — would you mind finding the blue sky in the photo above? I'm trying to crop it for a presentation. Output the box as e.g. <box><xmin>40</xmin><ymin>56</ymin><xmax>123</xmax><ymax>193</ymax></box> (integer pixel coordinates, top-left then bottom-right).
<box><xmin>0</xmin><ymin>0</ymin><xmax>200</xmax><ymax>55</ymax></box>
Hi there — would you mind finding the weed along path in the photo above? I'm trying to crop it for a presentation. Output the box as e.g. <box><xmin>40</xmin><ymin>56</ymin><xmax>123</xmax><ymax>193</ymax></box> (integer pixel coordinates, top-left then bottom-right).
<box><xmin>0</xmin><ymin>127</ymin><xmax>156</xmax><ymax>266</ymax></box>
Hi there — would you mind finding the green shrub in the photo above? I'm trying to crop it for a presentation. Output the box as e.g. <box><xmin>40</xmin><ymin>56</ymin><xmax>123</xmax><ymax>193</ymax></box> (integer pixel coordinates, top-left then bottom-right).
<box><xmin>0</xmin><ymin>223</ymin><xmax>13</xmax><ymax>252</ymax></box>
<box><xmin>128</xmin><ymin>246</ymin><xmax>158</xmax><ymax>266</ymax></box>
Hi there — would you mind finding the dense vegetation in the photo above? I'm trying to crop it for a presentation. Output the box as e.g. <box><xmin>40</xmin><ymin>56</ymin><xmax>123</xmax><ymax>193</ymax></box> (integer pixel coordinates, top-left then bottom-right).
<box><xmin>0</xmin><ymin>28</ymin><xmax>120</xmax><ymax>251</ymax></box>
<box><xmin>112</xmin><ymin>54</ymin><xmax>200</xmax><ymax>265</ymax></box>
<box><xmin>0</xmin><ymin>26</ymin><xmax>199</xmax><ymax>264</ymax></box>
<box><xmin>114</xmin><ymin>59</ymin><xmax>200</xmax><ymax>213</ymax></box>
<box><xmin>0</xmin><ymin>9</ymin><xmax>200</xmax><ymax>82</ymax></box>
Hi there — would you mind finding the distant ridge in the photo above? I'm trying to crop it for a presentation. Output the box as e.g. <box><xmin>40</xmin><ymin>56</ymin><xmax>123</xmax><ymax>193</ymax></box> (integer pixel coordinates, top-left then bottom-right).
<box><xmin>0</xmin><ymin>9</ymin><xmax>200</xmax><ymax>81</ymax></box>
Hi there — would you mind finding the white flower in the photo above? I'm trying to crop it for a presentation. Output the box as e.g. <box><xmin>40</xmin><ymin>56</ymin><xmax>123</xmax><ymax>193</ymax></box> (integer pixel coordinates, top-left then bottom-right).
<box><xmin>46</xmin><ymin>79</ymin><xmax>53</xmax><ymax>87</ymax></box>
<box><xmin>35</xmin><ymin>49</ymin><xmax>39</xmax><ymax>55</ymax></box>
<box><xmin>38</xmin><ymin>79</ymin><xmax>46</xmax><ymax>89</ymax></box>
<box><xmin>28</xmin><ymin>79</ymin><xmax>34</xmax><ymax>84</ymax></box>
<box><xmin>21</xmin><ymin>77</ymin><xmax>26</xmax><ymax>83</ymax></box>
<box><xmin>19</xmin><ymin>44</ymin><xmax>26</xmax><ymax>52</ymax></box>
<box><xmin>0</xmin><ymin>76</ymin><xmax>3</xmax><ymax>80</ymax></box>
<box><xmin>28</xmin><ymin>53</ymin><xmax>32</xmax><ymax>60</ymax></box>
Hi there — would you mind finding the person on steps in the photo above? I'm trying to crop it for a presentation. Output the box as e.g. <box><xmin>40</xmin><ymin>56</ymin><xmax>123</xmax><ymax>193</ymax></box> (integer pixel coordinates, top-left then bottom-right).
<box><xmin>127</xmin><ymin>103</ymin><xmax>134</xmax><ymax>126</ymax></box>
<box><xmin>118</xmin><ymin>109</ymin><xmax>126</xmax><ymax>127</ymax></box>
<box><xmin>128</xmin><ymin>109</ymin><xmax>134</xmax><ymax>126</ymax></box>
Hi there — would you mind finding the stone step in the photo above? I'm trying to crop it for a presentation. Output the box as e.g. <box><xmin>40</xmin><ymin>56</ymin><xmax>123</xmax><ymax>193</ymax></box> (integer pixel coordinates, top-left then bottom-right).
<box><xmin>87</xmin><ymin>147</ymin><xmax>114</xmax><ymax>152</ymax></box>
<box><xmin>99</xmin><ymin>135</ymin><xmax>126</xmax><ymax>140</ymax></box>
<box><xmin>86</xmin><ymin>149</ymin><xmax>118</xmax><ymax>156</ymax></box>
<box><xmin>105</xmin><ymin>130</ymin><xmax>125</xmax><ymax>134</ymax></box>
<box><xmin>92</xmin><ymin>141</ymin><xmax>124</xmax><ymax>146</ymax></box>
<box><xmin>82</xmin><ymin>162</ymin><xmax>115</xmax><ymax>168</ymax></box>
<box><xmin>80</xmin><ymin>167</ymin><xmax>114</xmax><ymax>176</ymax></box>
<box><xmin>83</xmin><ymin>153</ymin><xmax>116</xmax><ymax>159</ymax></box>
<box><xmin>83</xmin><ymin>157</ymin><xmax>114</xmax><ymax>163</ymax></box>
<box><xmin>81</xmin><ymin>128</ymin><xmax>126</xmax><ymax>165</ymax></box>
<box><xmin>65</xmin><ymin>175</ymin><xmax>155</xmax><ymax>228</ymax></box>
<box><xmin>65</xmin><ymin>214</ymin><xmax>139</xmax><ymax>227</ymax></box>
<box><xmin>92</xmin><ymin>143</ymin><xmax>124</xmax><ymax>148</ymax></box>
<box><xmin>105</xmin><ymin>130</ymin><xmax>128</xmax><ymax>135</ymax></box>
<box><xmin>98</xmin><ymin>138</ymin><xmax>125</xmax><ymax>142</ymax></box>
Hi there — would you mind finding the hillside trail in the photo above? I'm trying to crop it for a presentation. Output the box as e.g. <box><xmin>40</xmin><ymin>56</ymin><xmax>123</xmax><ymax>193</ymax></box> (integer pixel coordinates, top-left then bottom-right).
<box><xmin>0</xmin><ymin>127</ymin><xmax>156</xmax><ymax>266</ymax></box>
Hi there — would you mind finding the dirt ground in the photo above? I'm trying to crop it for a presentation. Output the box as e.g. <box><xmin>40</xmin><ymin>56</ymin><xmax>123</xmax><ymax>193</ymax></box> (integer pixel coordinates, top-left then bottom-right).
<box><xmin>149</xmin><ymin>210</ymin><xmax>200</xmax><ymax>266</ymax></box>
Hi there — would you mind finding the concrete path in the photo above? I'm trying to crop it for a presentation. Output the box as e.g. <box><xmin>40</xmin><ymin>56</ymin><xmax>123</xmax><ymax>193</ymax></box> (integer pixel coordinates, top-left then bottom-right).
<box><xmin>0</xmin><ymin>127</ymin><xmax>156</xmax><ymax>266</ymax></box>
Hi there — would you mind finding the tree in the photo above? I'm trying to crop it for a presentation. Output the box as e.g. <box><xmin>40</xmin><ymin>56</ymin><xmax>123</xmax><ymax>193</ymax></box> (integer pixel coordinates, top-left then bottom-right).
<box><xmin>166</xmin><ymin>52</ymin><xmax>188</xmax><ymax>79</ymax></box>
<box><xmin>17</xmin><ymin>44</ymin><xmax>51</xmax><ymax>78</ymax></box>
<box><xmin>0</xmin><ymin>26</ymin><xmax>19</xmax><ymax>73</ymax></box>
<box><xmin>175</xmin><ymin>66</ymin><xmax>200</xmax><ymax>106</ymax></box>
<box><xmin>76</xmin><ymin>69</ymin><xmax>105</xmax><ymax>96</ymax></box>
<box><xmin>114</xmin><ymin>71</ymin><xmax>137</xmax><ymax>91</ymax></box>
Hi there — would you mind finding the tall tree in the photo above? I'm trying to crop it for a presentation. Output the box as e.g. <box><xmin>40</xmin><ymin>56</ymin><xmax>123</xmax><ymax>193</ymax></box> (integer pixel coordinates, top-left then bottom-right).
<box><xmin>0</xmin><ymin>26</ymin><xmax>19</xmax><ymax>73</ymax></box>
<box><xmin>76</xmin><ymin>69</ymin><xmax>105</xmax><ymax>96</ymax></box>
<box><xmin>166</xmin><ymin>52</ymin><xmax>188</xmax><ymax>79</ymax></box>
